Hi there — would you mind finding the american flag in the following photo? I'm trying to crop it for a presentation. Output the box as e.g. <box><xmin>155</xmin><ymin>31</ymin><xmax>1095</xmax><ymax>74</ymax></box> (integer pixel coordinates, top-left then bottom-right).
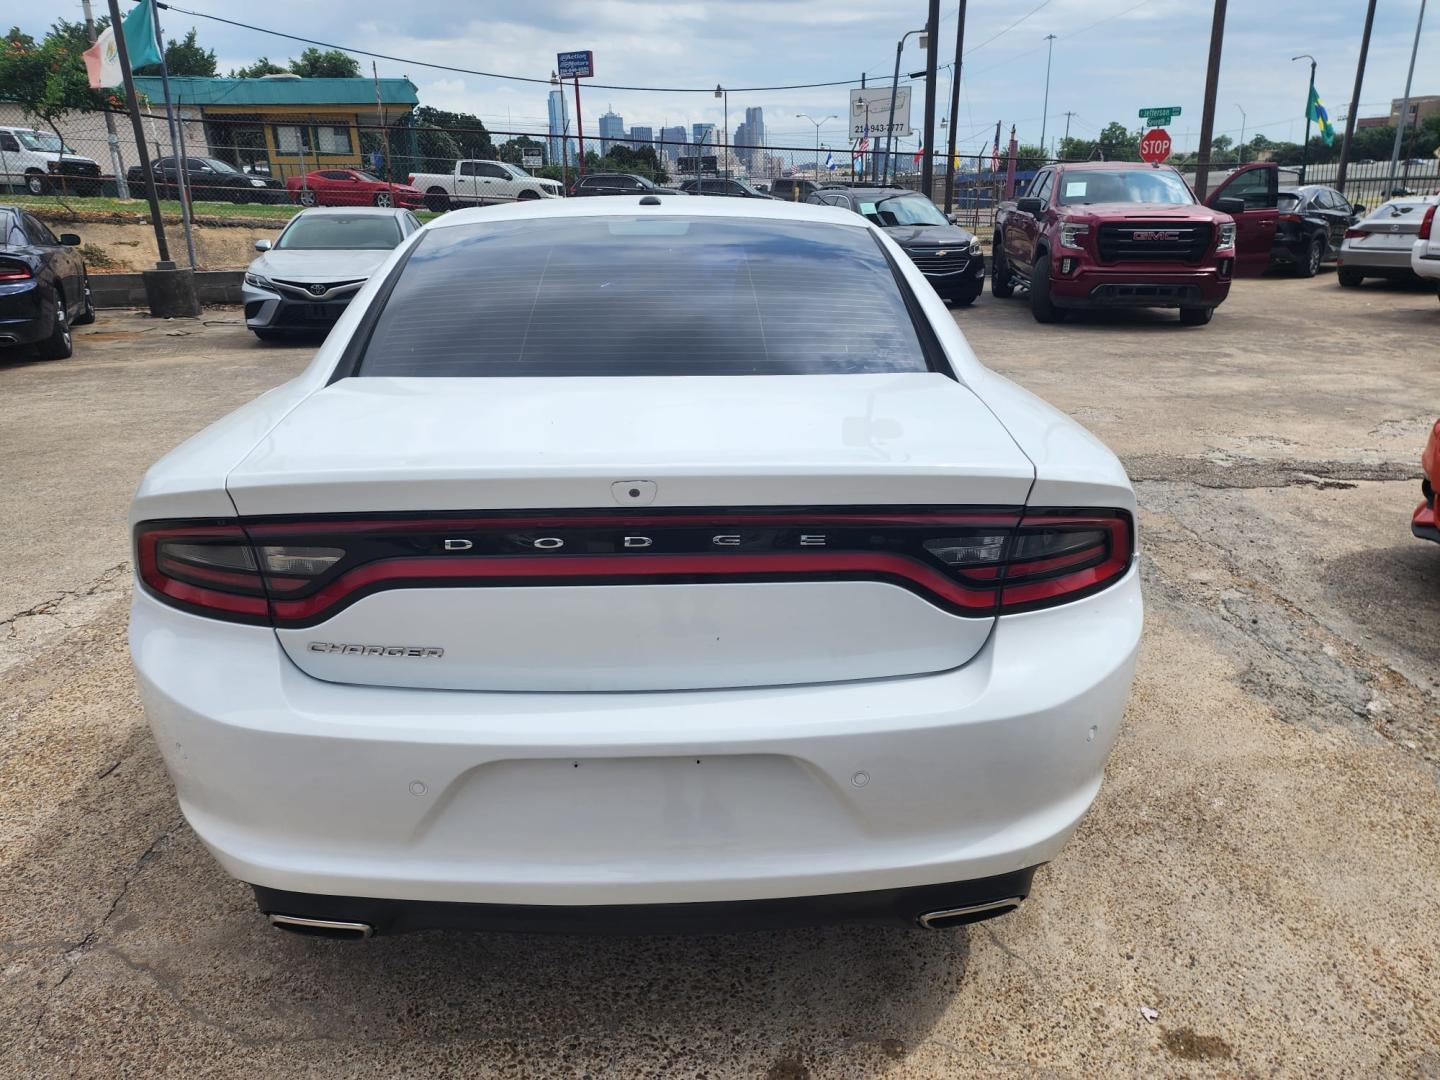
<box><xmin>856</xmin><ymin>125</ymin><xmax>870</xmax><ymax>154</ymax></box>
<box><xmin>991</xmin><ymin>124</ymin><xmax>1001</xmax><ymax>174</ymax></box>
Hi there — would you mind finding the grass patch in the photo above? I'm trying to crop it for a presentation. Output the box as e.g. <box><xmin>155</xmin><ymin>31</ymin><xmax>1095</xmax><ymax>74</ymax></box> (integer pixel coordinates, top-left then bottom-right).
<box><xmin>7</xmin><ymin>193</ymin><xmax>441</xmax><ymax>227</ymax></box>
<box><xmin>78</xmin><ymin>243</ymin><xmax>119</xmax><ymax>270</ymax></box>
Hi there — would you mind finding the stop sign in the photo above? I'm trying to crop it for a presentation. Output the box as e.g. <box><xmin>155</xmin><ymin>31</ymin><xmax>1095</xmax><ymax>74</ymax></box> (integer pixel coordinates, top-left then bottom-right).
<box><xmin>1139</xmin><ymin>128</ymin><xmax>1172</xmax><ymax>163</ymax></box>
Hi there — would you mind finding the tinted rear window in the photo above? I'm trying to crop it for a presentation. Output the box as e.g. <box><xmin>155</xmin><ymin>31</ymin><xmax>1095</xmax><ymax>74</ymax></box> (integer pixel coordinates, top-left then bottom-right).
<box><xmin>356</xmin><ymin>217</ymin><xmax>930</xmax><ymax>377</ymax></box>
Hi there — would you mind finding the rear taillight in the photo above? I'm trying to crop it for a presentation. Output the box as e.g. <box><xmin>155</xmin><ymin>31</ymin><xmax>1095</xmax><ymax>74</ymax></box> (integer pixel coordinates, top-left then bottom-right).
<box><xmin>0</xmin><ymin>260</ymin><xmax>33</xmax><ymax>281</ymax></box>
<box><xmin>135</xmin><ymin>508</ymin><xmax>1134</xmax><ymax>626</ymax></box>
<box><xmin>1279</xmin><ymin>213</ymin><xmax>1303</xmax><ymax>224</ymax></box>
<box><xmin>1344</xmin><ymin>228</ymin><xmax>1366</xmax><ymax>239</ymax></box>
<box><xmin>1420</xmin><ymin>204</ymin><xmax>1436</xmax><ymax>241</ymax></box>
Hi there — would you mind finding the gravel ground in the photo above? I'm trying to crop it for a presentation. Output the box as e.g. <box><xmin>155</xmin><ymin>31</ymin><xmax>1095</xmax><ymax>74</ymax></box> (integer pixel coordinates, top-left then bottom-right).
<box><xmin>2</xmin><ymin>274</ymin><xmax>1438</xmax><ymax>1078</ymax></box>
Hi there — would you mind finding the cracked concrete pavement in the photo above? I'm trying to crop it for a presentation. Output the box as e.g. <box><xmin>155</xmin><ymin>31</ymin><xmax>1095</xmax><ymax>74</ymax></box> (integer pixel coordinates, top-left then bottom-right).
<box><xmin>2</xmin><ymin>277</ymin><xmax>1439</xmax><ymax>1078</ymax></box>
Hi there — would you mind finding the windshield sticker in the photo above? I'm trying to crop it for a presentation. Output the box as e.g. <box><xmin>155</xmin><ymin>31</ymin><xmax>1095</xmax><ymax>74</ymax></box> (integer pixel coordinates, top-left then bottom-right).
<box><xmin>1065</xmin><ymin>181</ymin><xmax>1087</xmax><ymax>198</ymax></box>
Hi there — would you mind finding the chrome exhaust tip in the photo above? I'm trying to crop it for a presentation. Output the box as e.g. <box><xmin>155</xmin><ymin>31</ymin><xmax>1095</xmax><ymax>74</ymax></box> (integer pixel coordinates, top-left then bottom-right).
<box><xmin>917</xmin><ymin>897</ymin><xmax>1024</xmax><ymax>929</ymax></box>
<box><xmin>268</xmin><ymin>913</ymin><xmax>374</xmax><ymax>939</ymax></box>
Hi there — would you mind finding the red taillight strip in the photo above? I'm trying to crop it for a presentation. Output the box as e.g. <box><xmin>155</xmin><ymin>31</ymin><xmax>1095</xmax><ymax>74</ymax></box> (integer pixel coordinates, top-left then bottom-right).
<box><xmin>268</xmin><ymin>551</ymin><xmax>1002</xmax><ymax>624</ymax></box>
<box><xmin>1000</xmin><ymin>516</ymin><xmax>1131</xmax><ymax>608</ymax></box>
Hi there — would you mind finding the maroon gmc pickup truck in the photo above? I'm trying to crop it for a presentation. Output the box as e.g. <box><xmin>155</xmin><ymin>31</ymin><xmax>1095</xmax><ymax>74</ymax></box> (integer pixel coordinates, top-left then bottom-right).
<box><xmin>992</xmin><ymin>161</ymin><xmax>1279</xmax><ymax>326</ymax></box>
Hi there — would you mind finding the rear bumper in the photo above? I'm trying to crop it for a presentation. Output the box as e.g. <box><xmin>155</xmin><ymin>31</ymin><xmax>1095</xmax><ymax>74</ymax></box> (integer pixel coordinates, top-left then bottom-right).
<box><xmin>255</xmin><ymin>868</ymin><xmax>1037</xmax><ymax>935</ymax></box>
<box><xmin>1412</xmin><ymin>241</ymin><xmax>1440</xmax><ymax>281</ymax></box>
<box><xmin>1339</xmin><ymin>246</ymin><xmax>1415</xmax><ymax>272</ymax></box>
<box><xmin>0</xmin><ymin>280</ymin><xmax>46</xmax><ymax>345</ymax></box>
<box><xmin>129</xmin><ymin>566</ymin><xmax>1141</xmax><ymax>910</ymax></box>
<box><xmin>1050</xmin><ymin>264</ymin><xmax>1230</xmax><ymax>309</ymax></box>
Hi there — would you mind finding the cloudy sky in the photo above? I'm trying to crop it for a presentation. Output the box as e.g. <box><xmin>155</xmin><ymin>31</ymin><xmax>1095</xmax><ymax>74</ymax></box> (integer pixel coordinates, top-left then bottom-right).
<box><xmin>21</xmin><ymin>0</ymin><xmax>1438</xmax><ymax>154</ymax></box>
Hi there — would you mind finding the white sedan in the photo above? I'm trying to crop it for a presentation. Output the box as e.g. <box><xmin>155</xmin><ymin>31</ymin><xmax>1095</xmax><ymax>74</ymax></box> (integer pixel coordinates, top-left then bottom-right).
<box><xmin>129</xmin><ymin>196</ymin><xmax>1141</xmax><ymax>937</ymax></box>
<box><xmin>1411</xmin><ymin>198</ymin><xmax>1439</xmax><ymax>298</ymax></box>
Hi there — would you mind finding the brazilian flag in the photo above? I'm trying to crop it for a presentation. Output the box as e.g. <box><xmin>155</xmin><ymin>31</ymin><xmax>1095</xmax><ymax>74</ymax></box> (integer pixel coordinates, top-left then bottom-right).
<box><xmin>1308</xmin><ymin>85</ymin><xmax>1336</xmax><ymax>146</ymax></box>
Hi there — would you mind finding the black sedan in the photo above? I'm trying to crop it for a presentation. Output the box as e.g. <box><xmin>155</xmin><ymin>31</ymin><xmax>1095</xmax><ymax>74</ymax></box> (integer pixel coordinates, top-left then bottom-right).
<box><xmin>569</xmin><ymin>173</ymin><xmax>683</xmax><ymax>196</ymax></box>
<box><xmin>678</xmin><ymin>177</ymin><xmax>774</xmax><ymax>198</ymax></box>
<box><xmin>126</xmin><ymin>156</ymin><xmax>287</xmax><ymax>205</ymax></box>
<box><xmin>0</xmin><ymin>206</ymin><xmax>93</xmax><ymax>360</ymax></box>
<box><xmin>807</xmin><ymin>186</ymin><xmax>985</xmax><ymax>305</ymax></box>
<box><xmin>1272</xmin><ymin>185</ymin><xmax>1363</xmax><ymax>277</ymax></box>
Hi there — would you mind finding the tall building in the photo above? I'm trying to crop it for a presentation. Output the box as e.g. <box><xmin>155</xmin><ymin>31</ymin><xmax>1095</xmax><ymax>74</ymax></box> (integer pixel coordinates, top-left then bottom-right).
<box><xmin>598</xmin><ymin>107</ymin><xmax>625</xmax><ymax>154</ymax></box>
<box><xmin>546</xmin><ymin>89</ymin><xmax>574</xmax><ymax>164</ymax></box>
<box><xmin>733</xmin><ymin>122</ymin><xmax>750</xmax><ymax>171</ymax></box>
<box><xmin>692</xmin><ymin>122</ymin><xmax>716</xmax><ymax>151</ymax></box>
<box><xmin>737</xmin><ymin>107</ymin><xmax>764</xmax><ymax>170</ymax></box>
<box><xmin>659</xmin><ymin>125</ymin><xmax>687</xmax><ymax>162</ymax></box>
<box><xmin>629</xmin><ymin>125</ymin><xmax>653</xmax><ymax>152</ymax></box>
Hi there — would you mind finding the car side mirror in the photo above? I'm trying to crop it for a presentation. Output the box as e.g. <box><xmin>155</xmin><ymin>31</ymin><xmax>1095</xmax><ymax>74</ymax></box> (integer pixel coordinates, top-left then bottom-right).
<box><xmin>1351</xmin><ymin>204</ymin><xmax>1365</xmax><ymax>216</ymax></box>
<box><xmin>59</xmin><ymin>233</ymin><xmax>81</xmax><ymax>246</ymax></box>
<box><xmin>254</xmin><ymin>238</ymin><xmax>272</xmax><ymax>252</ymax></box>
<box><xmin>947</xmin><ymin>213</ymin><xmax>960</xmax><ymax>224</ymax></box>
<box><xmin>1016</xmin><ymin>197</ymin><xmax>1044</xmax><ymax>214</ymax></box>
<box><xmin>1213</xmin><ymin>196</ymin><xmax>1246</xmax><ymax>216</ymax></box>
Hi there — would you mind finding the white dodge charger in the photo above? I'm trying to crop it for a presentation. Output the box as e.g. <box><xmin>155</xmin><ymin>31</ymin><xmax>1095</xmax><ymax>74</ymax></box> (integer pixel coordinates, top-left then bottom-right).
<box><xmin>129</xmin><ymin>195</ymin><xmax>1142</xmax><ymax>937</ymax></box>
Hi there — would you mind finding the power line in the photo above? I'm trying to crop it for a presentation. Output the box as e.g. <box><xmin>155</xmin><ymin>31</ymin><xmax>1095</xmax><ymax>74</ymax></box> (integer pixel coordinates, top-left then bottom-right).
<box><xmin>157</xmin><ymin>2</ymin><xmax>875</xmax><ymax>93</ymax></box>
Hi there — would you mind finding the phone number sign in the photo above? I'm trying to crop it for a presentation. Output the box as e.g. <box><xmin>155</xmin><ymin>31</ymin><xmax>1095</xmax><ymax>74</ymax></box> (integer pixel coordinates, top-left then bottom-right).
<box><xmin>557</xmin><ymin>51</ymin><xmax>594</xmax><ymax>79</ymax></box>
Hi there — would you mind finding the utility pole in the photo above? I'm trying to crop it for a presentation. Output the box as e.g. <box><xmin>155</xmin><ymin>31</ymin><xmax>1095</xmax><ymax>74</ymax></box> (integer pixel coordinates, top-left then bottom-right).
<box><xmin>920</xmin><ymin>0</ymin><xmax>940</xmax><ymax>197</ymax></box>
<box><xmin>943</xmin><ymin>0</ymin><xmax>967</xmax><ymax>214</ymax></box>
<box><xmin>884</xmin><ymin>28</ymin><xmax>926</xmax><ymax>185</ymax></box>
<box><xmin>1039</xmin><ymin>34</ymin><xmax>1056</xmax><ymax>160</ymax></box>
<box><xmin>1335</xmin><ymin>0</ymin><xmax>1377</xmax><ymax>193</ymax></box>
<box><xmin>1235</xmin><ymin>104</ymin><xmax>1246</xmax><ymax>163</ymax></box>
<box><xmin>81</xmin><ymin>0</ymin><xmax>129</xmax><ymax>199</ymax></box>
<box><xmin>1192</xmin><ymin>0</ymin><xmax>1227</xmax><ymax>201</ymax></box>
<box><xmin>1386</xmin><ymin>0</ymin><xmax>1427</xmax><ymax>192</ymax></box>
<box><xmin>1061</xmin><ymin>110</ymin><xmax>1075</xmax><ymax>155</ymax></box>
<box><xmin>1293</xmin><ymin>53</ymin><xmax>1317</xmax><ymax>186</ymax></box>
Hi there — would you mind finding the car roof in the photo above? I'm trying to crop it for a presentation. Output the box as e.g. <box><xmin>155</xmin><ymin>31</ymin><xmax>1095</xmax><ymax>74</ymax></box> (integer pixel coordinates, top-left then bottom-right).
<box><xmin>290</xmin><ymin>206</ymin><xmax>414</xmax><ymax>219</ymax></box>
<box><xmin>431</xmin><ymin>194</ymin><xmax>867</xmax><ymax>231</ymax></box>
<box><xmin>1056</xmin><ymin>161</ymin><xmax>1181</xmax><ymax>172</ymax></box>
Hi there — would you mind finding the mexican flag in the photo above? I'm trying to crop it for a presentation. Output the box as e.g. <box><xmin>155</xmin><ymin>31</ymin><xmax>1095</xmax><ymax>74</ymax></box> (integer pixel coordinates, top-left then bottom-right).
<box><xmin>82</xmin><ymin>0</ymin><xmax>163</xmax><ymax>89</ymax></box>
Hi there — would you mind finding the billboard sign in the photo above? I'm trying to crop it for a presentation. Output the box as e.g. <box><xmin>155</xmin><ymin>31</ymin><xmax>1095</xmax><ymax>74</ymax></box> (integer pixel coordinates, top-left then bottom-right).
<box><xmin>522</xmin><ymin>147</ymin><xmax>544</xmax><ymax>168</ymax></box>
<box><xmin>557</xmin><ymin>50</ymin><xmax>594</xmax><ymax>79</ymax></box>
<box><xmin>850</xmin><ymin>87</ymin><xmax>912</xmax><ymax>140</ymax></box>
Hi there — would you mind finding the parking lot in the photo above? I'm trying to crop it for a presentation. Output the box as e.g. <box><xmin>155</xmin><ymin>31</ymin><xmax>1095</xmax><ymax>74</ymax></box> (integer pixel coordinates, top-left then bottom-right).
<box><xmin>2</xmin><ymin>273</ymin><xmax>1438</xmax><ymax>1077</ymax></box>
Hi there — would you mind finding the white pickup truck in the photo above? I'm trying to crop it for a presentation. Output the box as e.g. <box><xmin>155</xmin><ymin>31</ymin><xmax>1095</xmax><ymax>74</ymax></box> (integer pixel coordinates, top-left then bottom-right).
<box><xmin>405</xmin><ymin>160</ymin><xmax>563</xmax><ymax>212</ymax></box>
<box><xmin>0</xmin><ymin>127</ymin><xmax>103</xmax><ymax>195</ymax></box>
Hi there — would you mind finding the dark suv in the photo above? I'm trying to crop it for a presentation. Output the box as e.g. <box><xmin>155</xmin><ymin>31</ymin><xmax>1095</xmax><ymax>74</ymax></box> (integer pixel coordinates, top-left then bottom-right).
<box><xmin>1273</xmin><ymin>185</ymin><xmax>1362</xmax><ymax>277</ymax></box>
<box><xmin>770</xmin><ymin>178</ymin><xmax>826</xmax><ymax>202</ymax></box>
<box><xmin>808</xmin><ymin>187</ymin><xmax>985</xmax><ymax>305</ymax></box>
<box><xmin>569</xmin><ymin>173</ymin><xmax>682</xmax><ymax>197</ymax></box>
<box><xmin>678</xmin><ymin>177</ymin><xmax>773</xmax><ymax>198</ymax></box>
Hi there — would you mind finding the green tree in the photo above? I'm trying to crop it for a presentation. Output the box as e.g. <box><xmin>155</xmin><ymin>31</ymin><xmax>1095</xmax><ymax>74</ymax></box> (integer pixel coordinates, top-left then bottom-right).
<box><xmin>413</xmin><ymin>106</ymin><xmax>492</xmax><ymax>159</ymax></box>
<box><xmin>136</xmin><ymin>28</ymin><xmax>217</xmax><ymax>77</ymax></box>
<box><xmin>231</xmin><ymin>56</ymin><xmax>286</xmax><ymax>78</ymax></box>
<box><xmin>0</xmin><ymin>23</ymin><xmax>107</xmax><ymax>151</ymax></box>
<box><xmin>496</xmin><ymin>134</ymin><xmax>543</xmax><ymax>166</ymax></box>
<box><xmin>1097</xmin><ymin>122</ymin><xmax>1139</xmax><ymax>161</ymax></box>
<box><xmin>288</xmin><ymin>47</ymin><xmax>360</xmax><ymax>78</ymax></box>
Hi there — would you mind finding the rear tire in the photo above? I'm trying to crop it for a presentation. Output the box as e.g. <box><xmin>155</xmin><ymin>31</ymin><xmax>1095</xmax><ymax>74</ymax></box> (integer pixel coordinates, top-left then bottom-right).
<box><xmin>1029</xmin><ymin>252</ymin><xmax>1064</xmax><ymax>323</ymax></box>
<box><xmin>1337</xmin><ymin>266</ymin><xmax>1364</xmax><ymax>287</ymax></box>
<box><xmin>71</xmin><ymin>276</ymin><xmax>96</xmax><ymax>326</ymax></box>
<box><xmin>35</xmin><ymin>293</ymin><xmax>73</xmax><ymax>360</ymax></box>
<box><xmin>990</xmin><ymin>238</ymin><xmax>1015</xmax><ymax>299</ymax></box>
<box><xmin>1297</xmin><ymin>235</ymin><xmax>1323</xmax><ymax>278</ymax></box>
<box><xmin>25</xmin><ymin>171</ymin><xmax>45</xmax><ymax>196</ymax></box>
<box><xmin>425</xmin><ymin>189</ymin><xmax>449</xmax><ymax>213</ymax></box>
<box><xmin>1179</xmin><ymin>306</ymin><xmax>1214</xmax><ymax>326</ymax></box>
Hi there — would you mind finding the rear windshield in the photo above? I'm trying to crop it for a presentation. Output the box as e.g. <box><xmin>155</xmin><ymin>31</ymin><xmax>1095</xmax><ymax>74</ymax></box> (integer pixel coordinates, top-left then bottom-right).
<box><xmin>355</xmin><ymin>217</ymin><xmax>930</xmax><ymax>377</ymax></box>
<box><xmin>279</xmin><ymin>215</ymin><xmax>401</xmax><ymax>250</ymax></box>
<box><xmin>1363</xmin><ymin>199</ymin><xmax>1430</xmax><ymax>222</ymax></box>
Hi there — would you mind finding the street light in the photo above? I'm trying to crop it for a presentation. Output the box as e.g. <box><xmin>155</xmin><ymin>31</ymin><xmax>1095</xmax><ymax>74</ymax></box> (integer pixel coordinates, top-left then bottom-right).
<box><xmin>1291</xmin><ymin>54</ymin><xmax>1317</xmax><ymax>184</ymax></box>
<box><xmin>883</xmin><ymin>28</ymin><xmax>927</xmax><ymax>184</ymax></box>
<box><xmin>797</xmin><ymin>113</ymin><xmax>837</xmax><ymax>180</ymax></box>
<box><xmin>715</xmin><ymin>84</ymin><xmax>728</xmax><ymax>179</ymax></box>
<box><xmin>1039</xmin><ymin>34</ymin><xmax>1057</xmax><ymax>161</ymax></box>
<box><xmin>1235</xmin><ymin>103</ymin><xmax>1246</xmax><ymax>163</ymax></box>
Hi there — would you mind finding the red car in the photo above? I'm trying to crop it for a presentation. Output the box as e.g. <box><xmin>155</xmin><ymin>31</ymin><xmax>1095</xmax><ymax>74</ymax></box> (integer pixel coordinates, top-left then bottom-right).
<box><xmin>286</xmin><ymin>169</ymin><xmax>423</xmax><ymax>209</ymax></box>
<box><xmin>1413</xmin><ymin>419</ymin><xmax>1440</xmax><ymax>544</ymax></box>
